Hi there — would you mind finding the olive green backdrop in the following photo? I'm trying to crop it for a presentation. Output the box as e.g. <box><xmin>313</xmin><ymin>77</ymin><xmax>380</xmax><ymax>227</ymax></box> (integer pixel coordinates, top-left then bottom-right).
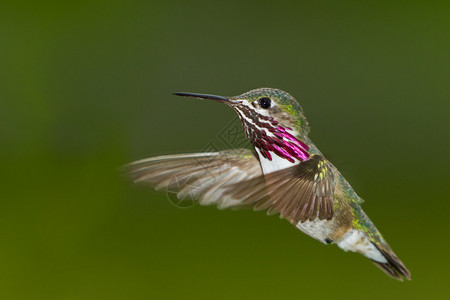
<box><xmin>1</xmin><ymin>0</ymin><xmax>449</xmax><ymax>299</ymax></box>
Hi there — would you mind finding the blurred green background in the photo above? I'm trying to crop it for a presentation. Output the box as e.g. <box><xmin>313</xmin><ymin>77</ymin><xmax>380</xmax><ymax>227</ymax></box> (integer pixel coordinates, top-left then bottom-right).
<box><xmin>1</xmin><ymin>0</ymin><xmax>449</xmax><ymax>299</ymax></box>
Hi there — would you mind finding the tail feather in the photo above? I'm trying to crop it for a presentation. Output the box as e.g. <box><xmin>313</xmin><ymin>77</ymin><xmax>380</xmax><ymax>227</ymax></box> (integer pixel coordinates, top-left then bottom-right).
<box><xmin>372</xmin><ymin>243</ymin><xmax>411</xmax><ymax>281</ymax></box>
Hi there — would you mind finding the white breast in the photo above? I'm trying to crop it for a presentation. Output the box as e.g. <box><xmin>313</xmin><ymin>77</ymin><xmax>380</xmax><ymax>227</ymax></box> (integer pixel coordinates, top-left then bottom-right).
<box><xmin>255</xmin><ymin>148</ymin><xmax>300</xmax><ymax>174</ymax></box>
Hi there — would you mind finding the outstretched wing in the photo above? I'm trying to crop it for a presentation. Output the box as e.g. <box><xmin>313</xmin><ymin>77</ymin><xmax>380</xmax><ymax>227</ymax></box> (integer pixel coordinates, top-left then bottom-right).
<box><xmin>226</xmin><ymin>155</ymin><xmax>336</xmax><ymax>223</ymax></box>
<box><xmin>124</xmin><ymin>150</ymin><xmax>336</xmax><ymax>223</ymax></box>
<box><xmin>123</xmin><ymin>149</ymin><xmax>263</xmax><ymax>209</ymax></box>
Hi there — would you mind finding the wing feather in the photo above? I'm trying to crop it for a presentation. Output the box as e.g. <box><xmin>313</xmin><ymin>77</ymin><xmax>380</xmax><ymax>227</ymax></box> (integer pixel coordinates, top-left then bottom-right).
<box><xmin>124</xmin><ymin>151</ymin><xmax>336</xmax><ymax>223</ymax></box>
<box><xmin>123</xmin><ymin>149</ymin><xmax>263</xmax><ymax>208</ymax></box>
<box><xmin>223</xmin><ymin>155</ymin><xmax>336</xmax><ymax>223</ymax></box>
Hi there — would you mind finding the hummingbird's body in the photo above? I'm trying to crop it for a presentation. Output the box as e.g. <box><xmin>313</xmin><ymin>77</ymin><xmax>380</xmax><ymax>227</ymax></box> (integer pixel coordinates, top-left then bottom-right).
<box><xmin>125</xmin><ymin>88</ymin><xmax>410</xmax><ymax>280</ymax></box>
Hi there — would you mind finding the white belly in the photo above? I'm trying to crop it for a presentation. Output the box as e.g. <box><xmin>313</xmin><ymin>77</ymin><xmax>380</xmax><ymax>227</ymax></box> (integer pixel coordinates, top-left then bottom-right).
<box><xmin>295</xmin><ymin>219</ymin><xmax>336</xmax><ymax>244</ymax></box>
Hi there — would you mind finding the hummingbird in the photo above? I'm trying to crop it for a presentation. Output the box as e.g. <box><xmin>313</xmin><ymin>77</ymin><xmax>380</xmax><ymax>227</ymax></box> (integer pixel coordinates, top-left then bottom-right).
<box><xmin>124</xmin><ymin>88</ymin><xmax>411</xmax><ymax>281</ymax></box>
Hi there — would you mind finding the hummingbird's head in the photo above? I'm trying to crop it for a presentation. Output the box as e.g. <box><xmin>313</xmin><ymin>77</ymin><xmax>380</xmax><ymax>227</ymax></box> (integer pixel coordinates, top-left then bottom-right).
<box><xmin>174</xmin><ymin>88</ymin><xmax>311</xmax><ymax>163</ymax></box>
<box><xmin>228</xmin><ymin>88</ymin><xmax>310</xmax><ymax>136</ymax></box>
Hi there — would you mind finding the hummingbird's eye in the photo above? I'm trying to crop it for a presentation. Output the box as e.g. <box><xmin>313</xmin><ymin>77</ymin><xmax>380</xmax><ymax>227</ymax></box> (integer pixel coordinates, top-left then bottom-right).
<box><xmin>258</xmin><ymin>97</ymin><xmax>271</xmax><ymax>109</ymax></box>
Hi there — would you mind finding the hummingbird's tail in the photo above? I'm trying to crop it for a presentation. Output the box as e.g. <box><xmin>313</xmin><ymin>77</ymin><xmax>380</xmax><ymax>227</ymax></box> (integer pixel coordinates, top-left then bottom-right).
<box><xmin>337</xmin><ymin>228</ymin><xmax>411</xmax><ymax>281</ymax></box>
<box><xmin>370</xmin><ymin>243</ymin><xmax>411</xmax><ymax>281</ymax></box>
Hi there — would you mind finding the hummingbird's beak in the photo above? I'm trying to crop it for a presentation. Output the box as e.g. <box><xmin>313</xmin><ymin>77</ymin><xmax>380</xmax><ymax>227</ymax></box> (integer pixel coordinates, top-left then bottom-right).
<box><xmin>173</xmin><ymin>92</ymin><xmax>230</xmax><ymax>104</ymax></box>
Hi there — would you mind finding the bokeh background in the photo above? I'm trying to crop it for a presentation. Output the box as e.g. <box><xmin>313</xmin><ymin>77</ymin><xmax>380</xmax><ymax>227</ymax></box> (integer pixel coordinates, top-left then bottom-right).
<box><xmin>1</xmin><ymin>0</ymin><xmax>449</xmax><ymax>299</ymax></box>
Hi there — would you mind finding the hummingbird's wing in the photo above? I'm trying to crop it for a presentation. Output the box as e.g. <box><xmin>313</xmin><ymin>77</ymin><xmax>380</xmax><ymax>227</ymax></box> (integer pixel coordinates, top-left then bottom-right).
<box><xmin>123</xmin><ymin>149</ymin><xmax>264</xmax><ymax>209</ymax></box>
<box><xmin>124</xmin><ymin>151</ymin><xmax>335</xmax><ymax>222</ymax></box>
<box><xmin>225</xmin><ymin>155</ymin><xmax>336</xmax><ymax>223</ymax></box>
